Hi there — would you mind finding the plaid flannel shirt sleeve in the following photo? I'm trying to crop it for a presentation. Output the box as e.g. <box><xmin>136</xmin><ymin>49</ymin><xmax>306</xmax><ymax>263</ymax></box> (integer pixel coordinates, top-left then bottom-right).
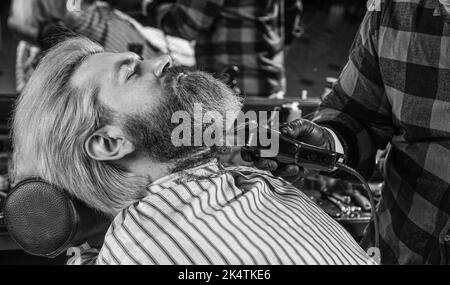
<box><xmin>313</xmin><ymin>5</ymin><xmax>395</xmax><ymax>180</ymax></box>
<box><xmin>154</xmin><ymin>0</ymin><xmax>225</xmax><ymax>41</ymax></box>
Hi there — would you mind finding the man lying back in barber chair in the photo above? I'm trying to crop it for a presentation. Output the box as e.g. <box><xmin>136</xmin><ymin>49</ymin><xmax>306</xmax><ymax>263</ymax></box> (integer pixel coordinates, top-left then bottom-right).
<box><xmin>10</xmin><ymin>37</ymin><xmax>375</xmax><ymax>265</ymax></box>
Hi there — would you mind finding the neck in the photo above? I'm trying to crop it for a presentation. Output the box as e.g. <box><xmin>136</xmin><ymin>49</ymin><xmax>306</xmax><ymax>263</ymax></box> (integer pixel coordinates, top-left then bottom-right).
<box><xmin>121</xmin><ymin>153</ymin><xmax>173</xmax><ymax>183</ymax></box>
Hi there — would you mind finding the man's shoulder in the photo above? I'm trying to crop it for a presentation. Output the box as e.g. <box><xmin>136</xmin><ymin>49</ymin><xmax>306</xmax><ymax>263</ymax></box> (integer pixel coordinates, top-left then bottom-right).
<box><xmin>367</xmin><ymin>0</ymin><xmax>437</xmax><ymax>12</ymax></box>
<box><xmin>364</xmin><ymin>0</ymin><xmax>441</xmax><ymax>36</ymax></box>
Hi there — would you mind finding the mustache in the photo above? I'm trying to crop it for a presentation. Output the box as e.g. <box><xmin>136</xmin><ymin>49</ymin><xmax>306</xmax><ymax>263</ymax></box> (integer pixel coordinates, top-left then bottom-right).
<box><xmin>163</xmin><ymin>66</ymin><xmax>198</xmax><ymax>85</ymax></box>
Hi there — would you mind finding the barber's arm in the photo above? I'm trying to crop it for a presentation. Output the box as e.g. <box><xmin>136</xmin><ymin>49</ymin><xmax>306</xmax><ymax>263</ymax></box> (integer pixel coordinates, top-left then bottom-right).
<box><xmin>143</xmin><ymin>0</ymin><xmax>225</xmax><ymax>41</ymax></box>
<box><xmin>243</xmin><ymin>3</ymin><xmax>394</xmax><ymax>181</ymax></box>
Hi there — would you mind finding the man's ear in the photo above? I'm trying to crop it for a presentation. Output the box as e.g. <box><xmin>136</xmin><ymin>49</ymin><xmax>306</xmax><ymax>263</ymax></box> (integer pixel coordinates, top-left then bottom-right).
<box><xmin>85</xmin><ymin>126</ymin><xmax>135</xmax><ymax>162</ymax></box>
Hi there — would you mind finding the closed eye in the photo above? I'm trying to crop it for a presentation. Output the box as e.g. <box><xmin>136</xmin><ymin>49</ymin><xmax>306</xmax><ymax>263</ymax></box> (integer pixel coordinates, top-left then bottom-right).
<box><xmin>127</xmin><ymin>70</ymin><xmax>136</xmax><ymax>80</ymax></box>
<box><xmin>127</xmin><ymin>63</ymin><xmax>140</xmax><ymax>81</ymax></box>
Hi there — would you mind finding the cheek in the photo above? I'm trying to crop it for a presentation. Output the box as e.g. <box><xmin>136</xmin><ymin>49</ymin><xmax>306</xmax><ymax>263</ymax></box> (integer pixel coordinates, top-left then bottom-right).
<box><xmin>124</xmin><ymin>83</ymin><xmax>161</xmax><ymax>114</ymax></box>
<box><xmin>104</xmin><ymin>77</ymin><xmax>164</xmax><ymax>115</ymax></box>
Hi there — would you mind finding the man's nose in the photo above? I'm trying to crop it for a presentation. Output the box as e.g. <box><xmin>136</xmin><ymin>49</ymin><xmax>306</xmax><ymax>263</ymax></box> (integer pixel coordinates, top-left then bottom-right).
<box><xmin>150</xmin><ymin>55</ymin><xmax>173</xmax><ymax>78</ymax></box>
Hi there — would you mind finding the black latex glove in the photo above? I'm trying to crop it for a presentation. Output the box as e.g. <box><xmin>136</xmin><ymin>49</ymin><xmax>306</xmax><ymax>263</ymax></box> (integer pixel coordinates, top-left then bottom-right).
<box><xmin>241</xmin><ymin>119</ymin><xmax>336</xmax><ymax>182</ymax></box>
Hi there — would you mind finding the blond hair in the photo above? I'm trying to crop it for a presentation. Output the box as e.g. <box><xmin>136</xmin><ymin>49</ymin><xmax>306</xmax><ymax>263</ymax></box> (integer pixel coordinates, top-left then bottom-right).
<box><xmin>12</xmin><ymin>37</ymin><xmax>148</xmax><ymax>217</ymax></box>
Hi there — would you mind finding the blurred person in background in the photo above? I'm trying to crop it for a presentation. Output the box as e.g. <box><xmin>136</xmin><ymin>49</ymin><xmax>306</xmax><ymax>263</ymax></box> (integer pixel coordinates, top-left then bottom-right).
<box><xmin>144</xmin><ymin>0</ymin><xmax>303</xmax><ymax>98</ymax></box>
<box><xmin>8</xmin><ymin>0</ymin><xmax>195</xmax><ymax>92</ymax></box>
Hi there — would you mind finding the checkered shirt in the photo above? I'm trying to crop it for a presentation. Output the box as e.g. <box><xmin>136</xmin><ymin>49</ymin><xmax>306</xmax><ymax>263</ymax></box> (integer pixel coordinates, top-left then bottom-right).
<box><xmin>314</xmin><ymin>0</ymin><xmax>450</xmax><ymax>264</ymax></box>
<box><xmin>65</xmin><ymin>3</ymin><xmax>160</xmax><ymax>59</ymax></box>
<box><xmin>153</xmin><ymin>0</ymin><xmax>286</xmax><ymax>97</ymax></box>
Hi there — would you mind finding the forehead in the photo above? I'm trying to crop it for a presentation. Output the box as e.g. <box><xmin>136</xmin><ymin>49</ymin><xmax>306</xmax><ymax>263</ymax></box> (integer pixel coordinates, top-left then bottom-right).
<box><xmin>71</xmin><ymin>52</ymin><xmax>116</xmax><ymax>89</ymax></box>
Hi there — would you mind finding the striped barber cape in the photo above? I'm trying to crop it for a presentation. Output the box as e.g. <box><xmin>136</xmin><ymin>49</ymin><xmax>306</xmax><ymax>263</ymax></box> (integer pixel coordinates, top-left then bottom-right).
<box><xmin>70</xmin><ymin>161</ymin><xmax>375</xmax><ymax>265</ymax></box>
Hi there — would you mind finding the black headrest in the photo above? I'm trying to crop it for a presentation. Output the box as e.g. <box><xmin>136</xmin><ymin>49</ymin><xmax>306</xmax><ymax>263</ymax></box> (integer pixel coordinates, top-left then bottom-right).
<box><xmin>4</xmin><ymin>178</ymin><xmax>110</xmax><ymax>258</ymax></box>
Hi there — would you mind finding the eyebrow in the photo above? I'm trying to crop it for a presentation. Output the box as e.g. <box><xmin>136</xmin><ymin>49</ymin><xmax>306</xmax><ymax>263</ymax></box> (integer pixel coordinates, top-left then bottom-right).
<box><xmin>113</xmin><ymin>55</ymin><xmax>139</xmax><ymax>82</ymax></box>
<box><xmin>73</xmin><ymin>51</ymin><xmax>101</xmax><ymax>77</ymax></box>
<box><xmin>69</xmin><ymin>50</ymin><xmax>103</xmax><ymax>88</ymax></box>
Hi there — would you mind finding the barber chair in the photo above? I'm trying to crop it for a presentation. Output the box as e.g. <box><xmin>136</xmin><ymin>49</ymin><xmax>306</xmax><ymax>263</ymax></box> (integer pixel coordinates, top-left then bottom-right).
<box><xmin>3</xmin><ymin>179</ymin><xmax>110</xmax><ymax>258</ymax></box>
<box><xmin>0</xmin><ymin>66</ymin><xmax>242</xmax><ymax>259</ymax></box>
<box><xmin>1</xmin><ymin>65</ymin><xmax>324</xmax><ymax>259</ymax></box>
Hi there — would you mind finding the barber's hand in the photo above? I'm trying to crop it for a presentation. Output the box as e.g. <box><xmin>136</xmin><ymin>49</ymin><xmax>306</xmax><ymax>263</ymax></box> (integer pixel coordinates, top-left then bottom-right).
<box><xmin>241</xmin><ymin>119</ymin><xmax>335</xmax><ymax>182</ymax></box>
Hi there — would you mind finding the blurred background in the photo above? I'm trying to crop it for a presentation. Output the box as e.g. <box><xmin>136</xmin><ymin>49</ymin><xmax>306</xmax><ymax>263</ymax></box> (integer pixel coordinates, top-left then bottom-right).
<box><xmin>0</xmin><ymin>0</ymin><xmax>370</xmax><ymax>265</ymax></box>
<box><xmin>1</xmin><ymin>0</ymin><xmax>367</xmax><ymax>98</ymax></box>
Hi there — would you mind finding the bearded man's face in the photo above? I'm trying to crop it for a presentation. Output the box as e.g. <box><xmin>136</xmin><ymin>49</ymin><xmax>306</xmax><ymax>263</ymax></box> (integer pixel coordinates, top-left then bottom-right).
<box><xmin>71</xmin><ymin>53</ymin><xmax>243</xmax><ymax>166</ymax></box>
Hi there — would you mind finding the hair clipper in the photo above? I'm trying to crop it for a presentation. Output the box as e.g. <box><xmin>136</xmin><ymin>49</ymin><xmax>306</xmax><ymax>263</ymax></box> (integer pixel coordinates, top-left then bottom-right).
<box><xmin>241</xmin><ymin>122</ymin><xmax>345</xmax><ymax>173</ymax></box>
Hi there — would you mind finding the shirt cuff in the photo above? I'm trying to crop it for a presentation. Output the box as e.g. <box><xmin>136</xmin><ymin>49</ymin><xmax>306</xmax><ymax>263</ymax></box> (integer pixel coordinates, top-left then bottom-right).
<box><xmin>324</xmin><ymin>127</ymin><xmax>345</xmax><ymax>155</ymax></box>
<box><xmin>323</xmin><ymin>127</ymin><xmax>346</xmax><ymax>172</ymax></box>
